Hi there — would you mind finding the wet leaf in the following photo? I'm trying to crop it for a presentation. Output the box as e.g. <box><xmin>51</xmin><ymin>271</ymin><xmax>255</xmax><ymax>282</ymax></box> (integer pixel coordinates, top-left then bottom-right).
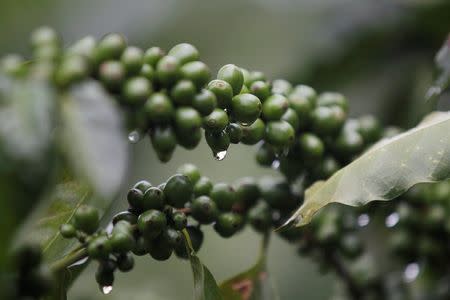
<box><xmin>283</xmin><ymin>111</ymin><xmax>450</xmax><ymax>228</ymax></box>
<box><xmin>182</xmin><ymin>229</ymin><xmax>223</xmax><ymax>300</ymax></box>
<box><xmin>61</xmin><ymin>80</ymin><xmax>129</xmax><ymax>199</ymax></box>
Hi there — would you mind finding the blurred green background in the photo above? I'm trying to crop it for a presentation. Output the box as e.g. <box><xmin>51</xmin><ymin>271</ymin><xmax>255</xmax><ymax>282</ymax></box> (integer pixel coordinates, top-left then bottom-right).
<box><xmin>1</xmin><ymin>0</ymin><xmax>448</xmax><ymax>299</ymax></box>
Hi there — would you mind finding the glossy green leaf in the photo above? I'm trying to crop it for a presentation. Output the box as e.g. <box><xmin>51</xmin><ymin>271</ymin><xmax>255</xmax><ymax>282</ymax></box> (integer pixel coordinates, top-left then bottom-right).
<box><xmin>220</xmin><ymin>236</ymin><xmax>278</xmax><ymax>300</ymax></box>
<box><xmin>61</xmin><ymin>81</ymin><xmax>129</xmax><ymax>199</ymax></box>
<box><xmin>182</xmin><ymin>230</ymin><xmax>223</xmax><ymax>300</ymax></box>
<box><xmin>283</xmin><ymin>111</ymin><xmax>450</xmax><ymax>228</ymax></box>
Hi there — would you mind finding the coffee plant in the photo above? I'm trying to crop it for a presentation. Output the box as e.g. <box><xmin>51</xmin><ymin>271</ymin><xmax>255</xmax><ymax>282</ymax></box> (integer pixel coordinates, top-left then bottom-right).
<box><xmin>0</xmin><ymin>27</ymin><xmax>449</xmax><ymax>300</ymax></box>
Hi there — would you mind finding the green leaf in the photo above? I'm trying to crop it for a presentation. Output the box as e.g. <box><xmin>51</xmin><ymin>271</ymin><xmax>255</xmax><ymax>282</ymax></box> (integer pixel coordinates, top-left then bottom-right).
<box><xmin>283</xmin><ymin>111</ymin><xmax>450</xmax><ymax>228</ymax></box>
<box><xmin>219</xmin><ymin>236</ymin><xmax>278</xmax><ymax>300</ymax></box>
<box><xmin>182</xmin><ymin>230</ymin><xmax>223</xmax><ymax>300</ymax></box>
<box><xmin>61</xmin><ymin>80</ymin><xmax>129</xmax><ymax>199</ymax></box>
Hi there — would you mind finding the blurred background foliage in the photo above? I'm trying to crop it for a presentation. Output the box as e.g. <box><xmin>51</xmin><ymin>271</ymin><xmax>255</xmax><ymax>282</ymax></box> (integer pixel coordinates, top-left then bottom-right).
<box><xmin>0</xmin><ymin>0</ymin><xmax>448</xmax><ymax>299</ymax></box>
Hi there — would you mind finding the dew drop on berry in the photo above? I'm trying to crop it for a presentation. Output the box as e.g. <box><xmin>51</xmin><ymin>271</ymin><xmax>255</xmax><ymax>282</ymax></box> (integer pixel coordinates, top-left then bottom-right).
<box><xmin>128</xmin><ymin>130</ymin><xmax>141</xmax><ymax>143</ymax></box>
<box><xmin>101</xmin><ymin>285</ymin><xmax>113</xmax><ymax>295</ymax></box>
<box><xmin>213</xmin><ymin>150</ymin><xmax>227</xmax><ymax>161</ymax></box>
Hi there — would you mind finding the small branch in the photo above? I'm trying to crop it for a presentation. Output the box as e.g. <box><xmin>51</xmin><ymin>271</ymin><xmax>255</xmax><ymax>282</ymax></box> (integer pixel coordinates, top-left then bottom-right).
<box><xmin>50</xmin><ymin>247</ymin><xmax>88</xmax><ymax>273</ymax></box>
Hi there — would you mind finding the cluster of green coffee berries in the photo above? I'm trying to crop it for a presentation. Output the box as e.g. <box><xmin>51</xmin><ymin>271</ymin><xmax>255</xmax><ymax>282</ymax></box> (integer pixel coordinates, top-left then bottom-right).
<box><xmin>9</xmin><ymin>243</ymin><xmax>54</xmax><ymax>299</ymax></box>
<box><xmin>0</xmin><ymin>26</ymin><xmax>384</xmax><ymax>166</ymax></box>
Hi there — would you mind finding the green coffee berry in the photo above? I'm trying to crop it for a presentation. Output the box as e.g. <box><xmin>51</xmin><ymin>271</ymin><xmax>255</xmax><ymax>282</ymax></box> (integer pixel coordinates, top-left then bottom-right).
<box><xmin>133</xmin><ymin>180</ymin><xmax>152</xmax><ymax>192</ymax></box>
<box><xmin>168</xmin><ymin>43</ymin><xmax>200</xmax><ymax>65</ymax></box>
<box><xmin>217</xmin><ymin>64</ymin><xmax>244</xmax><ymax>95</ymax></box>
<box><xmin>191</xmin><ymin>195</ymin><xmax>219</xmax><ymax>224</ymax></box>
<box><xmin>163</xmin><ymin>228</ymin><xmax>183</xmax><ymax>247</ymax></box>
<box><xmin>87</xmin><ymin>235</ymin><xmax>112</xmax><ymax>259</ymax></box>
<box><xmin>95</xmin><ymin>268</ymin><xmax>114</xmax><ymax>287</ymax></box>
<box><xmin>132</xmin><ymin>236</ymin><xmax>152</xmax><ymax>256</ymax></box>
<box><xmin>311</xmin><ymin>106</ymin><xmax>346</xmax><ymax>136</ymax></box>
<box><xmin>117</xmin><ymin>253</ymin><xmax>135</xmax><ymax>272</ymax></box>
<box><xmin>250</xmin><ymin>80</ymin><xmax>271</xmax><ymax>101</ymax></box>
<box><xmin>73</xmin><ymin>205</ymin><xmax>99</xmax><ymax>234</ymax></box>
<box><xmin>33</xmin><ymin>44</ymin><xmax>60</xmax><ymax>61</ymax></box>
<box><xmin>94</xmin><ymin>33</ymin><xmax>127</xmax><ymax>64</ymax></box>
<box><xmin>138</xmin><ymin>209</ymin><xmax>167</xmax><ymax>239</ymax></box>
<box><xmin>180</xmin><ymin>61</ymin><xmax>211</xmax><ymax>89</ymax></box>
<box><xmin>112</xmin><ymin>211</ymin><xmax>138</xmax><ymax>225</ymax></box>
<box><xmin>163</xmin><ymin>174</ymin><xmax>193</xmax><ymax>208</ymax></box>
<box><xmin>281</xmin><ymin>108</ymin><xmax>300</xmax><ymax>131</ymax></box>
<box><xmin>174</xmin><ymin>107</ymin><xmax>202</xmax><ymax>133</ymax></box>
<box><xmin>192</xmin><ymin>89</ymin><xmax>217</xmax><ymax>116</ymax></box>
<box><xmin>214</xmin><ymin>212</ymin><xmax>244</xmax><ymax>238</ymax></box>
<box><xmin>357</xmin><ymin>115</ymin><xmax>382</xmax><ymax>144</ymax></box>
<box><xmin>203</xmin><ymin>108</ymin><xmax>229</xmax><ymax>133</ymax></box>
<box><xmin>334</xmin><ymin>129</ymin><xmax>364</xmax><ymax>157</ymax></box>
<box><xmin>246</xmin><ymin>71</ymin><xmax>266</xmax><ymax>86</ymax></box>
<box><xmin>150</xmin><ymin>127</ymin><xmax>177</xmax><ymax>161</ymax></box>
<box><xmin>98</xmin><ymin>259</ymin><xmax>117</xmax><ymax>274</ymax></box>
<box><xmin>144</xmin><ymin>93</ymin><xmax>174</xmax><ymax>124</ymax></box>
<box><xmin>298</xmin><ymin>133</ymin><xmax>324</xmax><ymax>160</ymax></box>
<box><xmin>234</xmin><ymin>177</ymin><xmax>260</xmax><ymax>208</ymax></box>
<box><xmin>55</xmin><ymin>55</ymin><xmax>90</xmax><ymax>87</ymax></box>
<box><xmin>288</xmin><ymin>91</ymin><xmax>314</xmax><ymax>128</ymax></box>
<box><xmin>140</xmin><ymin>63</ymin><xmax>155</xmax><ymax>81</ymax></box>
<box><xmin>264</xmin><ymin>121</ymin><xmax>295</xmax><ymax>147</ymax></box>
<box><xmin>121</xmin><ymin>46</ymin><xmax>144</xmax><ymax>75</ymax></box>
<box><xmin>240</xmin><ymin>118</ymin><xmax>265</xmax><ymax>145</ymax></box>
<box><xmin>176</xmin><ymin>127</ymin><xmax>202</xmax><ymax>149</ymax></box>
<box><xmin>210</xmin><ymin>183</ymin><xmax>237</xmax><ymax>211</ymax></box>
<box><xmin>143</xmin><ymin>47</ymin><xmax>165</xmax><ymax>67</ymax></box>
<box><xmin>262</xmin><ymin>94</ymin><xmax>289</xmax><ymax>121</ymax></box>
<box><xmin>226</xmin><ymin>123</ymin><xmax>243</xmax><ymax>144</ymax></box>
<box><xmin>255</xmin><ymin>142</ymin><xmax>276</xmax><ymax>167</ymax></box>
<box><xmin>98</xmin><ymin>60</ymin><xmax>125</xmax><ymax>91</ymax></box>
<box><xmin>205</xmin><ymin>131</ymin><xmax>230</xmax><ymax>154</ymax></box>
<box><xmin>313</xmin><ymin>156</ymin><xmax>340</xmax><ymax>179</ymax></box>
<box><xmin>207</xmin><ymin>79</ymin><xmax>233</xmax><ymax>108</ymax></box>
<box><xmin>110</xmin><ymin>221</ymin><xmax>135</xmax><ymax>253</ymax></box>
<box><xmin>248</xmin><ymin>202</ymin><xmax>272</xmax><ymax>232</ymax></box>
<box><xmin>68</xmin><ymin>36</ymin><xmax>96</xmax><ymax>61</ymax></box>
<box><xmin>127</xmin><ymin>188</ymin><xmax>145</xmax><ymax>210</ymax></box>
<box><xmin>155</xmin><ymin>55</ymin><xmax>180</xmax><ymax>86</ymax></box>
<box><xmin>142</xmin><ymin>187</ymin><xmax>165</xmax><ymax>210</ymax></box>
<box><xmin>122</xmin><ymin>77</ymin><xmax>152</xmax><ymax>104</ymax></box>
<box><xmin>239</xmin><ymin>84</ymin><xmax>250</xmax><ymax>94</ymax></box>
<box><xmin>149</xmin><ymin>234</ymin><xmax>173</xmax><ymax>261</ymax></box>
<box><xmin>231</xmin><ymin>93</ymin><xmax>262</xmax><ymax>125</ymax></box>
<box><xmin>60</xmin><ymin>223</ymin><xmax>77</xmax><ymax>239</ymax></box>
<box><xmin>271</xmin><ymin>79</ymin><xmax>292</xmax><ymax>96</ymax></box>
<box><xmin>171</xmin><ymin>79</ymin><xmax>196</xmax><ymax>105</ymax></box>
<box><xmin>177</xmin><ymin>163</ymin><xmax>201</xmax><ymax>184</ymax></box>
<box><xmin>194</xmin><ymin>176</ymin><xmax>213</xmax><ymax>196</ymax></box>
<box><xmin>1</xmin><ymin>54</ymin><xmax>25</xmax><ymax>76</ymax></box>
<box><xmin>31</xmin><ymin>26</ymin><xmax>60</xmax><ymax>49</ymax></box>
<box><xmin>172</xmin><ymin>211</ymin><xmax>188</xmax><ymax>230</ymax></box>
<box><xmin>317</xmin><ymin>92</ymin><xmax>348</xmax><ymax>112</ymax></box>
<box><xmin>240</xmin><ymin>67</ymin><xmax>250</xmax><ymax>86</ymax></box>
<box><xmin>259</xmin><ymin>177</ymin><xmax>297</xmax><ymax>210</ymax></box>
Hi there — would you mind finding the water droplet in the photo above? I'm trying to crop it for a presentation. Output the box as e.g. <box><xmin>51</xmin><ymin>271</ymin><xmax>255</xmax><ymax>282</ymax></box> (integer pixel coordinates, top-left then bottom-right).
<box><xmin>214</xmin><ymin>150</ymin><xmax>227</xmax><ymax>161</ymax></box>
<box><xmin>68</xmin><ymin>256</ymin><xmax>89</xmax><ymax>268</ymax></box>
<box><xmin>128</xmin><ymin>130</ymin><xmax>141</xmax><ymax>143</ymax></box>
<box><xmin>239</xmin><ymin>121</ymin><xmax>250</xmax><ymax>127</ymax></box>
<box><xmin>357</xmin><ymin>214</ymin><xmax>370</xmax><ymax>227</ymax></box>
<box><xmin>271</xmin><ymin>160</ymin><xmax>280</xmax><ymax>169</ymax></box>
<box><xmin>385</xmin><ymin>212</ymin><xmax>399</xmax><ymax>228</ymax></box>
<box><xmin>101</xmin><ymin>285</ymin><xmax>113</xmax><ymax>295</ymax></box>
<box><xmin>403</xmin><ymin>262</ymin><xmax>420</xmax><ymax>283</ymax></box>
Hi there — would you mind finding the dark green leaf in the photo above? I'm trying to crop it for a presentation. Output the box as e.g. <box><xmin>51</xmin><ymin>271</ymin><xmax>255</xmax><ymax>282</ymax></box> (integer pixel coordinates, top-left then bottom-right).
<box><xmin>283</xmin><ymin>111</ymin><xmax>450</xmax><ymax>228</ymax></box>
<box><xmin>182</xmin><ymin>229</ymin><xmax>223</xmax><ymax>300</ymax></box>
<box><xmin>219</xmin><ymin>236</ymin><xmax>278</xmax><ymax>300</ymax></box>
<box><xmin>61</xmin><ymin>80</ymin><xmax>129</xmax><ymax>199</ymax></box>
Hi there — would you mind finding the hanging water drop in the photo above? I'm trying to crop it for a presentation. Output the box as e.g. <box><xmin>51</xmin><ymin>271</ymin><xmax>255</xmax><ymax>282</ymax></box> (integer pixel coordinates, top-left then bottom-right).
<box><xmin>101</xmin><ymin>285</ymin><xmax>113</xmax><ymax>295</ymax></box>
<box><xmin>385</xmin><ymin>212</ymin><xmax>399</xmax><ymax>228</ymax></box>
<box><xmin>357</xmin><ymin>214</ymin><xmax>370</xmax><ymax>227</ymax></box>
<box><xmin>271</xmin><ymin>160</ymin><xmax>280</xmax><ymax>169</ymax></box>
<box><xmin>214</xmin><ymin>150</ymin><xmax>227</xmax><ymax>161</ymax></box>
<box><xmin>403</xmin><ymin>262</ymin><xmax>420</xmax><ymax>283</ymax></box>
<box><xmin>128</xmin><ymin>130</ymin><xmax>141</xmax><ymax>144</ymax></box>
